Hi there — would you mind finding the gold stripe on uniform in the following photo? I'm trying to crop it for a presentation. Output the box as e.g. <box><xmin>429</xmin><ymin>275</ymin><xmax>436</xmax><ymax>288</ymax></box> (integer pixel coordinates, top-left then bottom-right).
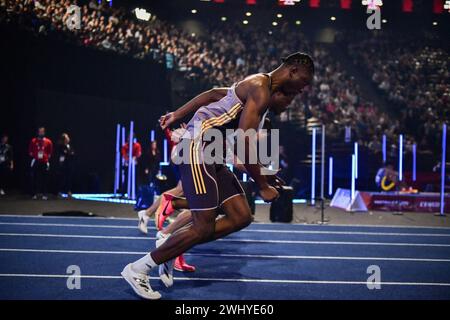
<box><xmin>189</xmin><ymin>140</ymin><xmax>200</xmax><ymax>194</ymax></box>
<box><xmin>195</xmin><ymin>139</ymin><xmax>206</xmax><ymax>194</ymax></box>
<box><xmin>200</xmin><ymin>103</ymin><xmax>242</xmax><ymax>134</ymax></box>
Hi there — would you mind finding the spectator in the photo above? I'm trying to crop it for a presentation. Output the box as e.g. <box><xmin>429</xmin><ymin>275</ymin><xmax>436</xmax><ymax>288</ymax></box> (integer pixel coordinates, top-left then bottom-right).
<box><xmin>55</xmin><ymin>132</ymin><xmax>75</xmax><ymax>197</ymax></box>
<box><xmin>29</xmin><ymin>127</ymin><xmax>53</xmax><ymax>200</ymax></box>
<box><xmin>120</xmin><ymin>134</ymin><xmax>142</xmax><ymax>194</ymax></box>
<box><xmin>0</xmin><ymin>134</ymin><xmax>14</xmax><ymax>196</ymax></box>
<box><xmin>144</xmin><ymin>140</ymin><xmax>161</xmax><ymax>185</ymax></box>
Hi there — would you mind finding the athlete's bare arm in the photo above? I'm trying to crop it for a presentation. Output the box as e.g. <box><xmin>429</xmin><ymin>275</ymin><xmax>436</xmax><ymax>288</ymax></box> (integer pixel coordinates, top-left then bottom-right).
<box><xmin>237</xmin><ymin>77</ymin><xmax>279</xmax><ymax>202</ymax></box>
<box><xmin>160</xmin><ymin>88</ymin><xmax>228</xmax><ymax>129</ymax></box>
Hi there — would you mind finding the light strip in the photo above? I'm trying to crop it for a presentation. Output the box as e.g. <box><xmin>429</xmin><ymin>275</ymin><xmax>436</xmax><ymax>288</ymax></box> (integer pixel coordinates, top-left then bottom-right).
<box><xmin>351</xmin><ymin>154</ymin><xmax>356</xmax><ymax>200</ymax></box>
<box><xmin>440</xmin><ymin>124</ymin><xmax>447</xmax><ymax>216</ymax></box>
<box><xmin>399</xmin><ymin>134</ymin><xmax>403</xmax><ymax>182</ymax></box>
<box><xmin>311</xmin><ymin>128</ymin><xmax>316</xmax><ymax>205</ymax></box>
<box><xmin>412</xmin><ymin>144</ymin><xmax>417</xmax><ymax>182</ymax></box>
<box><xmin>328</xmin><ymin>157</ymin><xmax>333</xmax><ymax>196</ymax></box>
<box><xmin>354</xmin><ymin>142</ymin><xmax>358</xmax><ymax>179</ymax></box>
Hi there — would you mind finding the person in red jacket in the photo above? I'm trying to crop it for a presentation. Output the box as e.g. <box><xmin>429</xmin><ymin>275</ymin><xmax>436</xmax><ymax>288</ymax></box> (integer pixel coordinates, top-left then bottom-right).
<box><xmin>29</xmin><ymin>127</ymin><xmax>53</xmax><ymax>200</ymax></box>
<box><xmin>120</xmin><ymin>134</ymin><xmax>142</xmax><ymax>195</ymax></box>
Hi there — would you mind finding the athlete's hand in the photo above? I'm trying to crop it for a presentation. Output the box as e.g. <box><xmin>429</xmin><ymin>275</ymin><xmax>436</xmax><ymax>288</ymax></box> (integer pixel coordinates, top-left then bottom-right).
<box><xmin>266</xmin><ymin>174</ymin><xmax>286</xmax><ymax>189</ymax></box>
<box><xmin>159</xmin><ymin>112</ymin><xmax>177</xmax><ymax>130</ymax></box>
<box><xmin>259</xmin><ymin>185</ymin><xmax>279</xmax><ymax>203</ymax></box>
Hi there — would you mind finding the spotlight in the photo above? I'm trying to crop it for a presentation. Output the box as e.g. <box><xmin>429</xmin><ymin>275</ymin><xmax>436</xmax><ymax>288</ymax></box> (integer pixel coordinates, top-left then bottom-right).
<box><xmin>295</xmin><ymin>20</ymin><xmax>301</xmax><ymax>25</ymax></box>
<box><xmin>191</xmin><ymin>9</ymin><xmax>197</xmax><ymax>14</ymax></box>
<box><xmin>243</xmin><ymin>20</ymin><xmax>249</xmax><ymax>25</ymax></box>
<box><xmin>272</xmin><ymin>21</ymin><xmax>278</xmax><ymax>26</ymax></box>
<box><xmin>432</xmin><ymin>21</ymin><xmax>438</xmax><ymax>26</ymax></box>
<box><xmin>330</xmin><ymin>16</ymin><xmax>336</xmax><ymax>21</ymax></box>
<box><xmin>221</xmin><ymin>16</ymin><xmax>227</xmax><ymax>21</ymax></box>
<box><xmin>277</xmin><ymin>13</ymin><xmax>283</xmax><ymax>18</ymax></box>
<box><xmin>382</xmin><ymin>19</ymin><xmax>387</xmax><ymax>23</ymax></box>
<box><xmin>362</xmin><ymin>0</ymin><xmax>383</xmax><ymax>10</ymax></box>
<box><xmin>246</xmin><ymin>12</ymin><xmax>252</xmax><ymax>17</ymax></box>
<box><xmin>156</xmin><ymin>170</ymin><xmax>167</xmax><ymax>181</ymax></box>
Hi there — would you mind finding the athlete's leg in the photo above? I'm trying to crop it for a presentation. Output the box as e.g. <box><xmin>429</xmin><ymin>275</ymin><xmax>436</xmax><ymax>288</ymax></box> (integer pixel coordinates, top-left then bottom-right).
<box><xmin>145</xmin><ymin>180</ymin><xmax>184</xmax><ymax>218</ymax></box>
<box><xmin>156</xmin><ymin>209</ymin><xmax>196</xmax><ymax>273</ymax></box>
<box><xmin>159</xmin><ymin>195</ymin><xmax>252</xmax><ymax>247</ymax></box>
<box><xmin>171</xmin><ymin>198</ymin><xmax>189</xmax><ymax>210</ymax></box>
<box><xmin>138</xmin><ymin>181</ymin><xmax>187</xmax><ymax>234</ymax></box>
<box><xmin>212</xmin><ymin>194</ymin><xmax>253</xmax><ymax>240</ymax></box>
<box><xmin>162</xmin><ymin>209</ymin><xmax>192</xmax><ymax>235</ymax></box>
<box><xmin>151</xmin><ymin>209</ymin><xmax>216</xmax><ymax>264</ymax></box>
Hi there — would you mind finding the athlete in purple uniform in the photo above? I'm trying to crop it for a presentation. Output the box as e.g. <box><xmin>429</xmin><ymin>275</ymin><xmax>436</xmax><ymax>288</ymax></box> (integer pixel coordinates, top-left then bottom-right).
<box><xmin>122</xmin><ymin>52</ymin><xmax>314</xmax><ymax>299</ymax></box>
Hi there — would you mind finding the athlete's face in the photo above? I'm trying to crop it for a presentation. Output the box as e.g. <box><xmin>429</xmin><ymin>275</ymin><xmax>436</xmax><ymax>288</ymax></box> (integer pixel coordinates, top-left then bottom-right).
<box><xmin>269</xmin><ymin>70</ymin><xmax>312</xmax><ymax>114</ymax></box>
<box><xmin>269</xmin><ymin>90</ymin><xmax>295</xmax><ymax>115</ymax></box>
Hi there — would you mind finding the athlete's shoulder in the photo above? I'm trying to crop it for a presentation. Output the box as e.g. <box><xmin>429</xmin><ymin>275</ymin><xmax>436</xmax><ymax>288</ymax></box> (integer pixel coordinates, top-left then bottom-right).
<box><xmin>237</xmin><ymin>73</ymin><xmax>271</xmax><ymax>102</ymax></box>
<box><xmin>241</xmin><ymin>73</ymin><xmax>270</xmax><ymax>88</ymax></box>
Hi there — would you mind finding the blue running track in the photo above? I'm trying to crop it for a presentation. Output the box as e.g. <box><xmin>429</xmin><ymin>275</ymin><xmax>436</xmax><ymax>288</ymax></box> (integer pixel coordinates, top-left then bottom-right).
<box><xmin>0</xmin><ymin>214</ymin><xmax>449</xmax><ymax>300</ymax></box>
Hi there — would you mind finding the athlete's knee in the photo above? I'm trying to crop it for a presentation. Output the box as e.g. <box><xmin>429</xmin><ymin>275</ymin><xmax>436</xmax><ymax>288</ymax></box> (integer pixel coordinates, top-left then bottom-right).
<box><xmin>191</xmin><ymin>210</ymin><xmax>216</xmax><ymax>242</ymax></box>
<box><xmin>232</xmin><ymin>210</ymin><xmax>253</xmax><ymax>230</ymax></box>
<box><xmin>239</xmin><ymin>213</ymin><xmax>253</xmax><ymax>229</ymax></box>
<box><xmin>191</xmin><ymin>223</ymin><xmax>215</xmax><ymax>242</ymax></box>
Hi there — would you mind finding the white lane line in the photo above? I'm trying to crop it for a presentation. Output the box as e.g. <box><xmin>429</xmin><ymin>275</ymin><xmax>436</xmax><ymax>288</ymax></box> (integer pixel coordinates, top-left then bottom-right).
<box><xmin>1</xmin><ymin>248</ymin><xmax>449</xmax><ymax>263</ymax></box>
<box><xmin>0</xmin><ymin>273</ymin><xmax>449</xmax><ymax>287</ymax></box>
<box><xmin>0</xmin><ymin>222</ymin><xmax>137</xmax><ymax>229</ymax></box>
<box><xmin>1</xmin><ymin>214</ymin><xmax>450</xmax><ymax>230</ymax></box>
<box><xmin>1</xmin><ymin>232</ymin><xmax>450</xmax><ymax>247</ymax></box>
<box><xmin>222</xmin><ymin>239</ymin><xmax>450</xmax><ymax>247</ymax></box>
<box><xmin>0</xmin><ymin>233</ymin><xmax>154</xmax><ymax>240</ymax></box>
<box><xmin>1</xmin><ymin>222</ymin><xmax>450</xmax><ymax>237</ymax></box>
<box><xmin>0</xmin><ymin>214</ymin><xmax>136</xmax><ymax>221</ymax></box>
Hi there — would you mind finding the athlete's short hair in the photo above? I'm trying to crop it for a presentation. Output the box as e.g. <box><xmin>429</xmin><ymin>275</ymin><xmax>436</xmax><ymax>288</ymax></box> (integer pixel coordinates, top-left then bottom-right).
<box><xmin>281</xmin><ymin>52</ymin><xmax>314</xmax><ymax>75</ymax></box>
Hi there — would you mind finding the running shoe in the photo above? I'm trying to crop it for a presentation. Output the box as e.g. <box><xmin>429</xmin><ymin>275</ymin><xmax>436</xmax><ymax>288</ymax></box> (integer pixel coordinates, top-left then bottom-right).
<box><xmin>137</xmin><ymin>210</ymin><xmax>148</xmax><ymax>235</ymax></box>
<box><xmin>174</xmin><ymin>254</ymin><xmax>196</xmax><ymax>272</ymax></box>
<box><xmin>154</xmin><ymin>193</ymin><xmax>175</xmax><ymax>231</ymax></box>
<box><xmin>156</xmin><ymin>231</ymin><xmax>175</xmax><ymax>288</ymax></box>
<box><xmin>121</xmin><ymin>264</ymin><xmax>161</xmax><ymax>300</ymax></box>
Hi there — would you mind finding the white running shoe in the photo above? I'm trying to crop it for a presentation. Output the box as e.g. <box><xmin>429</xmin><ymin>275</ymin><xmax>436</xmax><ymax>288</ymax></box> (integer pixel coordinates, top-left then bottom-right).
<box><xmin>137</xmin><ymin>210</ymin><xmax>148</xmax><ymax>235</ymax></box>
<box><xmin>155</xmin><ymin>231</ymin><xmax>169</xmax><ymax>248</ymax></box>
<box><xmin>156</xmin><ymin>231</ymin><xmax>175</xmax><ymax>288</ymax></box>
<box><xmin>121</xmin><ymin>264</ymin><xmax>161</xmax><ymax>300</ymax></box>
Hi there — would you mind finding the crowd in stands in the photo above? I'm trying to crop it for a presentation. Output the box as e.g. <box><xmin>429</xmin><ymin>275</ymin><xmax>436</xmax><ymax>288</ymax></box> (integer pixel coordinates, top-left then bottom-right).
<box><xmin>285</xmin><ymin>45</ymin><xmax>403</xmax><ymax>158</ymax></box>
<box><xmin>345</xmin><ymin>31</ymin><xmax>449</xmax><ymax>154</ymax></box>
<box><xmin>0</xmin><ymin>0</ymin><xmax>311</xmax><ymax>86</ymax></box>
<box><xmin>1</xmin><ymin>0</ymin><xmax>447</xmax><ymax>160</ymax></box>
